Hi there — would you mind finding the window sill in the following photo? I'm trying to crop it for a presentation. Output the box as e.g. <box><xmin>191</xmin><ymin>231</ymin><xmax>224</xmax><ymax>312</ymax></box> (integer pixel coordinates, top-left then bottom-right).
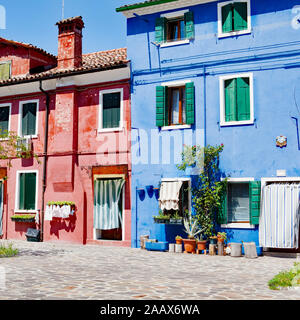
<box><xmin>220</xmin><ymin>120</ymin><xmax>254</xmax><ymax>127</ymax></box>
<box><xmin>218</xmin><ymin>29</ymin><xmax>251</xmax><ymax>39</ymax></box>
<box><xmin>98</xmin><ymin>127</ymin><xmax>124</xmax><ymax>133</ymax></box>
<box><xmin>21</xmin><ymin>135</ymin><xmax>38</xmax><ymax>139</ymax></box>
<box><xmin>161</xmin><ymin>124</ymin><xmax>191</xmax><ymax>131</ymax></box>
<box><xmin>221</xmin><ymin>223</ymin><xmax>255</xmax><ymax>229</ymax></box>
<box><xmin>160</xmin><ymin>39</ymin><xmax>190</xmax><ymax>48</ymax></box>
<box><xmin>14</xmin><ymin>210</ymin><xmax>37</xmax><ymax>214</ymax></box>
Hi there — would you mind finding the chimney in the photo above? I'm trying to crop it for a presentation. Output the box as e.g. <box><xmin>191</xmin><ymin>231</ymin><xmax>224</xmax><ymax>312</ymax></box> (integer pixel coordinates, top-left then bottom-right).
<box><xmin>56</xmin><ymin>16</ymin><xmax>84</xmax><ymax>70</ymax></box>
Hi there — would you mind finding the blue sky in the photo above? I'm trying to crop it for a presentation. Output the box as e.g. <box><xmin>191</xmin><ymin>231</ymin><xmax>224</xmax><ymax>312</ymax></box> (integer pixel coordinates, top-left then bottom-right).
<box><xmin>0</xmin><ymin>0</ymin><xmax>139</xmax><ymax>55</ymax></box>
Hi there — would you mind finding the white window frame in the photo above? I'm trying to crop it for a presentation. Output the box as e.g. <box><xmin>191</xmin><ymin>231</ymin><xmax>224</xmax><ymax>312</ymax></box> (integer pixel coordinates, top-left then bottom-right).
<box><xmin>93</xmin><ymin>174</ymin><xmax>126</xmax><ymax>241</ymax></box>
<box><xmin>219</xmin><ymin>72</ymin><xmax>254</xmax><ymax>127</ymax></box>
<box><xmin>98</xmin><ymin>88</ymin><xmax>124</xmax><ymax>133</ymax></box>
<box><xmin>0</xmin><ymin>103</ymin><xmax>11</xmax><ymax>137</ymax></box>
<box><xmin>221</xmin><ymin>177</ymin><xmax>255</xmax><ymax>229</ymax></box>
<box><xmin>161</xmin><ymin>177</ymin><xmax>191</xmax><ymax>214</ymax></box>
<box><xmin>18</xmin><ymin>99</ymin><xmax>39</xmax><ymax>138</ymax></box>
<box><xmin>217</xmin><ymin>0</ymin><xmax>251</xmax><ymax>38</ymax></box>
<box><xmin>15</xmin><ymin>170</ymin><xmax>38</xmax><ymax>213</ymax></box>
<box><xmin>160</xmin><ymin>9</ymin><xmax>191</xmax><ymax>48</ymax></box>
<box><xmin>161</xmin><ymin>79</ymin><xmax>192</xmax><ymax>131</ymax></box>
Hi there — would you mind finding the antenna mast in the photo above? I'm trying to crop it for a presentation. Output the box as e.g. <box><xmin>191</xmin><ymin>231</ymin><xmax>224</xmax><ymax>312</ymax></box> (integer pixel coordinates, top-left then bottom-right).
<box><xmin>62</xmin><ymin>0</ymin><xmax>65</xmax><ymax>20</ymax></box>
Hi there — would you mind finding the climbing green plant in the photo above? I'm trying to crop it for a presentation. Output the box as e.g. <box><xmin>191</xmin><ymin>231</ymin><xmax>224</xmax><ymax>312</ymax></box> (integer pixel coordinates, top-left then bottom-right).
<box><xmin>177</xmin><ymin>144</ymin><xmax>227</xmax><ymax>238</ymax></box>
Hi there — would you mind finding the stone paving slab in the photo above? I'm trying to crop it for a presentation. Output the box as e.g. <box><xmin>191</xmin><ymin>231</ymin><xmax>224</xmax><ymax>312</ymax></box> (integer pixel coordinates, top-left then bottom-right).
<box><xmin>0</xmin><ymin>240</ymin><xmax>299</xmax><ymax>300</ymax></box>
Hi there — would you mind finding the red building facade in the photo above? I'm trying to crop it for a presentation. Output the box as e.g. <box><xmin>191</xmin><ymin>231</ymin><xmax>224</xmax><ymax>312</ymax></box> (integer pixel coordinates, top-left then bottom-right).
<box><xmin>0</xmin><ymin>16</ymin><xmax>131</xmax><ymax>246</ymax></box>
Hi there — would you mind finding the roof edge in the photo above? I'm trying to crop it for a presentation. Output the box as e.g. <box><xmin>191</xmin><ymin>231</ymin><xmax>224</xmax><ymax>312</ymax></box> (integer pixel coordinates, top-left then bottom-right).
<box><xmin>116</xmin><ymin>0</ymin><xmax>178</xmax><ymax>12</ymax></box>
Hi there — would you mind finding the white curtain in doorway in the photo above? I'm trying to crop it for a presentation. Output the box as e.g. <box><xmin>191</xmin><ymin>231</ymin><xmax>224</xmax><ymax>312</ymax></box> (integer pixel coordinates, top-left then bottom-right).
<box><xmin>94</xmin><ymin>179</ymin><xmax>125</xmax><ymax>230</ymax></box>
<box><xmin>259</xmin><ymin>183</ymin><xmax>300</xmax><ymax>248</ymax></box>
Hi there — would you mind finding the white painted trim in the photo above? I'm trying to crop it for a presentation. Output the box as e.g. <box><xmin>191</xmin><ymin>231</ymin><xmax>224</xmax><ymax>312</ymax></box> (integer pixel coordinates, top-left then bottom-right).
<box><xmin>98</xmin><ymin>88</ymin><xmax>124</xmax><ymax>133</ymax></box>
<box><xmin>161</xmin><ymin>124</ymin><xmax>192</xmax><ymax>131</ymax></box>
<box><xmin>224</xmin><ymin>177</ymin><xmax>255</xmax><ymax>182</ymax></box>
<box><xmin>219</xmin><ymin>72</ymin><xmax>254</xmax><ymax>127</ymax></box>
<box><xmin>14</xmin><ymin>170</ymin><xmax>38</xmax><ymax>213</ymax></box>
<box><xmin>93</xmin><ymin>174</ymin><xmax>126</xmax><ymax>241</ymax></box>
<box><xmin>221</xmin><ymin>223</ymin><xmax>255</xmax><ymax>229</ymax></box>
<box><xmin>0</xmin><ymin>103</ymin><xmax>11</xmax><ymax>135</ymax></box>
<box><xmin>160</xmin><ymin>39</ymin><xmax>190</xmax><ymax>48</ymax></box>
<box><xmin>161</xmin><ymin>9</ymin><xmax>189</xmax><ymax>19</ymax></box>
<box><xmin>161</xmin><ymin>79</ymin><xmax>191</xmax><ymax>87</ymax></box>
<box><xmin>121</xmin><ymin>0</ymin><xmax>216</xmax><ymax>18</ymax></box>
<box><xmin>18</xmin><ymin>99</ymin><xmax>39</xmax><ymax>138</ymax></box>
<box><xmin>217</xmin><ymin>0</ymin><xmax>252</xmax><ymax>38</ymax></box>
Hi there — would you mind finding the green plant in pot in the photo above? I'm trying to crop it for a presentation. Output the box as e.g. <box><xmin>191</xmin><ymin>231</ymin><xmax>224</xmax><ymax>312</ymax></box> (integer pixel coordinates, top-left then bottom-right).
<box><xmin>177</xmin><ymin>144</ymin><xmax>227</xmax><ymax>246</ymax></box>
<box><xmin>170</xmin><ymin>210</ymin><xmax>182</xmax><ymax>224</ymax></box>
<box><xmin>217</xmin><ymin>232</ymin><xmax>227</xmax><ymax>243</ymax></box>
<box><xmin>153</xmin><ymin>209</ymin><xmax>170</xmax><ymax>224</ymax></box>
<box><xmin>182</xmin><ymin>211</ymin><xmax>204</xmax><ymax>254</ymax></box>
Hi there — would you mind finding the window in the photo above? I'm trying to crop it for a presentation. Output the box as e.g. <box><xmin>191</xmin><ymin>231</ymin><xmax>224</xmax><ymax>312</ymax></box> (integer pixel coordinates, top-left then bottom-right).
<box><xmin>156</xmin><ymin>81</ymin><xmax>194</xmax><ymax>128</ymax></box>
<box><xmin>0</xmin><ymin>104</ymin><xmax>10</xmax><ymax>134</ymax></box>
<box><xmin>159</xmin><ymin>179</ymin><xmax>190</xmax><ymax>218</ymax></box>
<box><xmin>16</xmin><ymin>171</ymin><xmax>37</xmax><ymax>211</ymax></box>
<box><xmin>99</xmin><ymin>89</ymin><xmax>123</xmax><ymax>131</ymax></box>
<box><xmin>218</xmin><ymin>0</ymin><xmax>251</xmax><ymax>37</ymax></box>
<box><xmin>155</xmin><ymin>10</ymin><xmax>194</xmax><ymax>45</ymax></box>
<box><xmin>218</xmin><ymin>179</ymin><xmax>261</xmax><ymax>227</ymax></box>
<box><xmin>19</xmin><ymin>100</ymin><xmax>38</xmax><ymax>137</ymax></box>
<box><xmin>219</xmin><ymin>73</ymin><xmax>253</xmax><ymax>126</ymax></box>
<box><xmin>0</xmin><ymin>62</ymin><xmax>11</xmax><ymax>81</ymax></box>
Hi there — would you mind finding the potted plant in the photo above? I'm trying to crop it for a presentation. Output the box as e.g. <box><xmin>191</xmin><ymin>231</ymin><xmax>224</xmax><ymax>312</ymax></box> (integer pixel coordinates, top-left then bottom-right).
<box><xmin>209</xmin><ymin>235</ymin><xmax>217</xmax><ymax>245</ymax></box>
<box><xmin>170</xmin><ymin>211</ymin><xmax>182</xmax><ymax>224</ymax></box>
<box><xmin>217</xmin><ymin>232</ymin><xmax>227</xmax><ymax>243</ymax></box>
<box><xmin>175</xmin><ymin>235</ymin><xmax>182</xmax><ymax>245</ymax></box>
<box><xmin>11</xmin><ymin>214</ymin><xmax>36</xmax><ymax>223</ymax></box>
<box><xmin>153</xmin><ymin>210</ymin><xmax>170</xmax><ymax>224</ymax></box>
<box><xmin>195</xmin><ymin>234</ymin><xmax>207</xmax><ymax>253</ymax></box>
<box><xmin>182</xmin><ymin>212</ymin><xmax>204</xmax><ymax>254</ymax></box>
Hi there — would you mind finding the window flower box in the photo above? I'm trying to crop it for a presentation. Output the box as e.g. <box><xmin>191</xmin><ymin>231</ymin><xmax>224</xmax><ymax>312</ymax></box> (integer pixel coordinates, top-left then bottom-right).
<box><xmin>11</xmin><ymin>214</ymin><xmax>36</xmax><ymax>223</ymax></box>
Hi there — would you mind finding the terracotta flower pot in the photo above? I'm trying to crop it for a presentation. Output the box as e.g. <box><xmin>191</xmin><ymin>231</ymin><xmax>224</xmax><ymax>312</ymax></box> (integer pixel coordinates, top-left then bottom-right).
<box><xmin>183</xmin><ymin>239</ymin><xmax>197</xmax><ymax>254</ymax></box>
<box><xmin>217</xmin><ymin>237</ymin><xmax>224</xmax><ymax>243</ymax></box>
<box><xmin>176</xmin><ymin>239</ymin><xmax>182</xmax><ymax>245</ymax></box>
<box><xmin>196</xmin><ymin>240</ymin><xmax>207</xmax><ymax>252</ymax></box>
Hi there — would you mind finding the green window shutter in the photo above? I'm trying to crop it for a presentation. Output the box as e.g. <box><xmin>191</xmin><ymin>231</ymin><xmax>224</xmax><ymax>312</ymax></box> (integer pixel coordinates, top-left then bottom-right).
<box><xmin>24</xmin><ymin>173</ymin><xmax>36</xmax><ymax>210</ymax></box>
<box><xmin>185</xmin><ymin>82</ymin><xmax>195</xmax><ymax>125</ymax></box>
<box><xmin>184</xmin><ymin>11</ymin><xmax>194</xmax><ymax>40</ymax></box>
<box><xmin>224</xmin><ymin>78</ymin><xmax>237</xmax><ymax>122</ymax></box>
<box><xmin>222</xmin><ymin>3</ymin><xmax>233</xmax><ymax>33</ymax></box>
<box><xmin>156</xmin><ymin>86</ymin><xmax>167</xmax><ymax>127</ymax></box>
<box><xmin>233</xmin><ymin>2</ymin><xmax>248</xmax><ymax>31</ymax></box>
<box><xmin>155</xmin><ymin>17</ymin><xmax>167</xmax><ymax>43</ymax></box>
<box><xmin>22</xmin><ymin>103</ymin><xmax>37</xmax><ymax>136</ymax></box>
<box><xmin>218</xmin><ymin>188</ymin><xmax>228</xmax><ymax>224</ymax></box>
<box><xmin>103</xmin><ymin>92</ymin><xmax>121</xmax><ymax>129</ymax></box>
<box><xmin>0</xmin><ymin>62</ymin><xmax>11</xmax><ymax>81</ymax></box>
<box><xmin>249</xmin><ymin>181</ymin><xmax>261</xmax><ymax>225</ymax></box>
<box><xmin>0</xmin><ymin>106</ymin><xmax>9</xmax><ymax>134</ymax></box>
<box><xmin>236</xmin><ymin>77</ymin><xmax>250</xmax><ymax>121</ymax></box>
<box><xmin>19</xmin><ymin>173</ymin><xmax>26</xmax><ymax>210</ymax></box>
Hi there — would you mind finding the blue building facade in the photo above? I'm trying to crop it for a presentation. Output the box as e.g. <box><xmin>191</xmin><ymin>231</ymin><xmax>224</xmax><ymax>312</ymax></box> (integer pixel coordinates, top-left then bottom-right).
<box><xmin>117</xmin><ymin>0</ymin><xmax>300</xmax><ymax>251</ymax></box>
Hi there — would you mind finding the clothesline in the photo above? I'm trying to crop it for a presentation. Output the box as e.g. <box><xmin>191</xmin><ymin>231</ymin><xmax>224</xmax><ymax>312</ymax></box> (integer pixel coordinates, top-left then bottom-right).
<box><xmin>44</xmin><ymin>205</ymin><xmax>74</xmax><ymax>221</ymax></box>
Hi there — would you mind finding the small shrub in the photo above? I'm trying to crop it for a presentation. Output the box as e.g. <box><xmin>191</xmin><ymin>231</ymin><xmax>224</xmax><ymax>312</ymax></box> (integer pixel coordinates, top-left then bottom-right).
<box><xmin>268</xmin><ymin>263</ymin><xmax>300</xmax><ymax>290</ymax></box>
<box><xmin>0</xmin><ymin>243</ymin><xmax>19</xmax><ymax>258</ymax></box>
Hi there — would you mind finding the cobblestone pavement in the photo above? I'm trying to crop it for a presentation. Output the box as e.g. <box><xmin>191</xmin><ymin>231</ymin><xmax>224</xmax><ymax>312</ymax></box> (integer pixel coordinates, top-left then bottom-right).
<box><xmin>0</xmin><ymin>240</ymin><xmax>299</xmax><ymax>300</ymax></box>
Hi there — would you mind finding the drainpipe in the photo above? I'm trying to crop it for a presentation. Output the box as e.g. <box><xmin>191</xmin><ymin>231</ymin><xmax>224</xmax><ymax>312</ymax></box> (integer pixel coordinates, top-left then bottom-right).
<box><xmin>39</xmin><ymin>80</ymin><xmax>50</xmax><ymax>242</ymax></box>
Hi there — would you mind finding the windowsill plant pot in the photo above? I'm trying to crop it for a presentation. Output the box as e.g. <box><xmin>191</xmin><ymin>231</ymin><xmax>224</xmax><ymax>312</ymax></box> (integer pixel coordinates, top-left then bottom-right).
<box><xmin>183</xmin><ymin>238</ymin><xmax>197</xmax><ymax>254</ymax></box>
<box><xmin>169</xmin><ymin>218</ymin><xmax>183</xmax><ymax>225</ymax></box>
<box><xmin>11</xmin><ymin>214</ymin><xmax>36</xmax><ymax>223</ymax></box>
<box><xmin>175</xmin><ymin>236</ymin><xmax>182</xmax><ymax>245</ymax></box>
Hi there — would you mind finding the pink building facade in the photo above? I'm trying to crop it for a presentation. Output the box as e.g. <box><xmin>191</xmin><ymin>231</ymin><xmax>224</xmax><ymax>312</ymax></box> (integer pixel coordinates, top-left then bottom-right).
<box><xmin>0</xmin><ymin>16</ymin><xmax>131</xmax><ymax>246</ymax></box>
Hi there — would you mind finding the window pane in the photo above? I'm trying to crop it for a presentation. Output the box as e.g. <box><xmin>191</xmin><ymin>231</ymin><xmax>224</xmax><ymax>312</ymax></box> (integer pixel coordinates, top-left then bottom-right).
<box><xmin>180</xmin><ymin>20</ymin><xmax>186</xmax><ymax>39</ymax></box>
<box><xmin>181</xmin><ymin>88</ymin><xmax>186</xmax><ymax>124</ymax></box>
<box><xmin>22</xmin><ymin>103</ymin><xmax>37</xmax><ymax>136</ymax></box>
<box><xmin>228</xmin><ymin>183</ymin><xmax>249</xmax><ymax>222</ymax></box>
<box><xmin>0</xmin><ymin>106</ymin><xmax>9</xmax><ymax>133</ymax></box>
<box><xmin>19</xmin><ymin>172</ymin><xmax>36</xmax><ymax>210</ymax></box>
<box><xmin>171</xmin><ymin>89</ymin><xmax>180</xmax><ymax>124</ymax></box>
<box><xmin>102</xmin><ymin>92</ymin><xmax>121</xmax><ymax>129</ymax></box>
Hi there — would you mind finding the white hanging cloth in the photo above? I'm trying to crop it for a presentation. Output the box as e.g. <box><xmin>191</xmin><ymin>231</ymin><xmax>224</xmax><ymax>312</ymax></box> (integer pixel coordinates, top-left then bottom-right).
<box><xmin>159</xmin><ymin>181</ymin><xmax>183</xmax><ymax>211</ymax></box>
<box><xmin>259</xmin><ymin>183</ymin><xmax>300</xmax><ymax>249</ymax></box>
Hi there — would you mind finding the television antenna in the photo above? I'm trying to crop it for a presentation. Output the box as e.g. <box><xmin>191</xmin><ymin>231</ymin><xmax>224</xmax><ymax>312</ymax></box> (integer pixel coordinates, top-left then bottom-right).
<box><xmin>62</xmin><ymin>0</ymin><xmax>65</xmax><ymax>20</ymax></box>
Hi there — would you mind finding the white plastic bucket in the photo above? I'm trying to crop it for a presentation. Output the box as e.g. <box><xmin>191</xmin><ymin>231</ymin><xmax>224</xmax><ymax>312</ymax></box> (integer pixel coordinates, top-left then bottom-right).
<box><xmin>230</xmin><ymin>243</ymin><xmax>242</xmax><ymax>257</ymax></box>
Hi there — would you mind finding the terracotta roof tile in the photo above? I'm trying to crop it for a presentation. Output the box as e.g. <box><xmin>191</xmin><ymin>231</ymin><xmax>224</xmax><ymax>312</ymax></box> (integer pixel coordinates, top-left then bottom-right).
<box><xmin>0</xmin><ymin>47</ymin><xmax>128</xmax><ymax>86</ymax></box>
